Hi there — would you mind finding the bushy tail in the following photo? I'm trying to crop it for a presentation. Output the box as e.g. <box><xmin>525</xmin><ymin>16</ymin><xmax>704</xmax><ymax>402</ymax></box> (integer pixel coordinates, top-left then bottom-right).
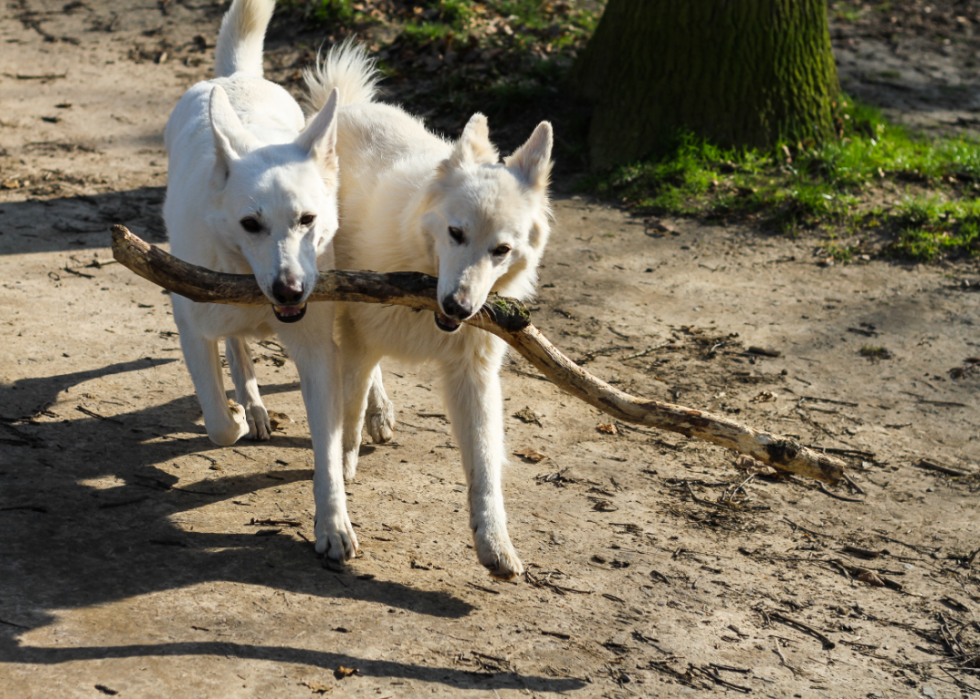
<box><xmin>214</xmin><ymin>0</ymin><xmax>275</xmax><ymax>78</ymax></box>
<box><xmin>303</xmin><ymin>38</ymin><xmax>381</xmax><ymax>109</ymax></box>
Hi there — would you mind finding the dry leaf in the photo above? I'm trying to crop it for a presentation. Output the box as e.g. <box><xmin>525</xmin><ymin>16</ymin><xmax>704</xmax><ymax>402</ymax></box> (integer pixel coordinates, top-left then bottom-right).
<box><xmin>514</xmin><ymin>448</ymin><xmax>548</xmax><ymax>463</ymax></box>
<box><xmin>299</xmin><ymin>679</ymin><xmax>333</xmax><ymax>694</ymax></box>
<box><xmin>857</xmin><ymin>570</ymin><xmax>885</xmax><ymax>587</ymax></box>
<box><xmin>734</xmin><ymin>455</ymin><xmax>777</xmax><ymax>476</ymax></box>
<box><xmin>334</xmin><ymin>666</ymin><xmax>359</xmax><ymax>680</ymax></box>
<box><xmin>597</xmin><ymin>423</ymin><xmax>618</xmax><ymax>435</ymax></box>
<box><xmin>268</xmin><ymin>410</ymin><xmax>291</xmax><ymax>431</ymax></box>
<box><xmin>513</xmin><ymin>406</ymin><xmax>542</xmax><ymax>426</ymax></box>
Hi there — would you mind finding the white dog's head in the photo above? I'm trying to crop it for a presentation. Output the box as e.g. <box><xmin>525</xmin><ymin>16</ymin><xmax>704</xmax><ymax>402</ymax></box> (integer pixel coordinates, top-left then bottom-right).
<box><xmin>206</xmin><ymin>85</ymin><xmax>340</xmax><ymax>323</ymax></box>
<box><xmin>421</xmin><ymin>114</ymin><xmax>553</xmax><ymax>332</ymax></box>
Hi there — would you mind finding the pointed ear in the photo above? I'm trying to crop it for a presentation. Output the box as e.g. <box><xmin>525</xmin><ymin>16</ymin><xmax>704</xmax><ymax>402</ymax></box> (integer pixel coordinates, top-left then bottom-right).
<box><xmin>443</xmin><ymin>113</ymin><xmax>499</xmax><ymax>171</ymax></box>
<box><xmin>296</xmin><ymin>87</ymin><xmax>339</xmax><ymax>169</ymax></box>
<box><xmin>209</xmin><ymin>85</ymin><xmax>255</xmax><ymax>169</ymax></box>
<box><xmin>505</xmin><ymin>121</ymin><xmax>553</xmax><ymax>191</ymax></box>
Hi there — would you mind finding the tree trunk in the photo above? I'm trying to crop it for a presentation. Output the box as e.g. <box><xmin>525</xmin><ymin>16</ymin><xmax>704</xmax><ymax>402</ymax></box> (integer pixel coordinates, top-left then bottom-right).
<box><xmin>575</xmin><ymin>0</ymin><xmax>840</xmax><ymax>169</ymax></box>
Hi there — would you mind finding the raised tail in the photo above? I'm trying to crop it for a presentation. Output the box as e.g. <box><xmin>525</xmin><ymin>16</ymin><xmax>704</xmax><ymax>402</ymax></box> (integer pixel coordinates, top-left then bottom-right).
<box><xmin>214</xmin><ymin>0</ymin><xmax>275</xmax><ymax>78</ymax></box>
<box><xmin>303</xmin><ymin>38</ymin><xmax>381</xmax><ymax>109</ymax></box>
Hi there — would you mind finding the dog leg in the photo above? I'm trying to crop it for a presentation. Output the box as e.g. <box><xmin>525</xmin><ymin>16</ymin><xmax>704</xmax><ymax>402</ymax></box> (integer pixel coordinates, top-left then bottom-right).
<box><xmin>340</xmin><ymin>351</ymin><xmax>379</xmax><ymax>482</ymax></box>
<box><xmin>365</xmin><ymin>364</ymin><xmax>395</xmax><ymax>444</ymax></box>
<box><xmin>279</xmin><ymin>313</ymin><xmax>357</xmax><ymax>562</ymax></box>
<box><xmin>225</xmin><ymin>337</ymin><xmax>271</xmax><ymax>441</ymax></box>
<box><xmin>442</xmin><ymin>351</ymin><xmax>523</xmax><ymax>580</ymax></box>
<box><xmin>337</xmin><ymin>313</ymin><xmax>381</xmax><ymax>481</ymax></box>
<box><xmin>176</xmin><ymin>329</ymin><xmax>249</xmax><ymax>446</ymax></box>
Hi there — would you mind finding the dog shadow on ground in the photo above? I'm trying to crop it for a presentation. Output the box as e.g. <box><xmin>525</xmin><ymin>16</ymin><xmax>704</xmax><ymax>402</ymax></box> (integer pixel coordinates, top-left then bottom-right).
<box><xmin>0</xmin><ymin>183</ymin><xmax>585</xmax><ymax>689</ymax></box>
<box><xmin>0</xmin><ymin>357</ymin><xmax>585</xmax><ymax>692</ymax></box>
<box><xmin>0</xmin><ymin>187</ymin><xmax>168</xmax><ymax>257</ymax></box>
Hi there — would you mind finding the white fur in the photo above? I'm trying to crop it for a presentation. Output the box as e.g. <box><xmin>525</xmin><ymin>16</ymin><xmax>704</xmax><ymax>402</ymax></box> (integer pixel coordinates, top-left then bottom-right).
<box><xmin>306</xmin><ymin>43</ymin><xmax>554</xmax><ymax>580</ymax></box>
<box><xmin>164</xmin><ymin>0</ymin><xmax>356</xmax><ymax>561</ymax></box>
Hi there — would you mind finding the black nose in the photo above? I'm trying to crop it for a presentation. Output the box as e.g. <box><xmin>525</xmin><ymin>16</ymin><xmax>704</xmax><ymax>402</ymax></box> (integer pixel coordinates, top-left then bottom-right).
<box><xmin>441</xmin><ymin>295</ymin><xmax>473</xmax><ymax>320</ymax></box>
<box><xmin>272</xmin><ymin>278</ymin><xmax>304</xmax><ymax>305</ymax></box>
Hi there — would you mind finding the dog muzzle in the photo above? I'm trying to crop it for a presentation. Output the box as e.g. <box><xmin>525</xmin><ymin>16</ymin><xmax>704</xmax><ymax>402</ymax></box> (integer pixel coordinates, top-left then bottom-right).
<box><xmin>273</xmin><ymin>304</ymin><xmax>308</xmax><ymax>323</ymax></box>
<box><xmin>434</xmin><ymin>311</ymin><xmax>462</xmax><ymax>332</ymax></box>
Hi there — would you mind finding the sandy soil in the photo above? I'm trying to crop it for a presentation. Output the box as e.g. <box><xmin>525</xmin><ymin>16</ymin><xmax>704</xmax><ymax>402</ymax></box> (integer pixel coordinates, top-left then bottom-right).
<box><xmin>2</xmin><ymin>2</ymin><xmax>980</xmax><ymax>698</ymax></box>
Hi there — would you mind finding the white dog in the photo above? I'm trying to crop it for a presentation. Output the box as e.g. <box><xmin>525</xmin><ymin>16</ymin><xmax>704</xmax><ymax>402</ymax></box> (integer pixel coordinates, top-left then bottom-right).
<box><xmin>163</xmin><ymin>0</ymin><xmax>356</xmax><ymax>561</ymax></box>
<box><xmin>304</xmin><ymin>43</ymin><xmax>554</xmax><ymax>579</ymax></box>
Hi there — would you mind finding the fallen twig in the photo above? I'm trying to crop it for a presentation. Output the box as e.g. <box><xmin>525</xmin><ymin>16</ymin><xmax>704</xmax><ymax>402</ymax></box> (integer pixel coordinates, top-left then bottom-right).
<box><xmin>466</xmin><ymin>581</ymin><xmax>500</xmax><ymax>595</ymax></box>
<box><xmin>939</xmin><ymin>666</ymin><xmax>980</xmax><ymax>693</ymax></box>
<box><xmin>524</xmin><ymin>569</ymin><xmax>592</xmax><ymax>595</ymax></box>
<box><xmin>842</xmin><ymin>545</ymin><xmax>885</xmax><ymax>560</ymax></box>
<box><xmin>766</xmin><ymin>610</ymin><xmax>836</xmax><ymax>649</ymax></box>
<box><xmin>620</xmin><ymin>342</ymin><xmax>669</xmax><ymax>360</ymax></box>
<box><xmin>685</xmin><ymin>481</ymin><xmax>769</xmax><ymax>511</ymax></box>
<box><xmin>817</xmin><ymin>446</ymin><xmax>877</xmax><ymax>461</ymax></box>
<box><xmin>782</xmin><ymin>518</ymin><xmax>829</xmax><ymax>538</ymax></box>
<box><xmin>111</xmin><ymin>225</ymin><xmax>845</xmax><ymax>484</ymax></box>
<box><xmin>248</xmin><ymin>518</ymin><xmax>301</xmax><ymax>527</ymax></box>
<box><xmin>691</xmin><ymin>665</ymin><xmax>751</xmax><ymax>693</ymax></box>
<box><xmin>794</xmin><ymin>394</ymin><xmax>860</xmax><ymax>407</ymax></box>
<box><xmin>914</xmin><ymin>459</ymin><xmax>970</xmax><ymax>478</ymax></box>
<box><xmin>0</xmin><ymin>617</ymin><xmax>31</xmax><ymax>629</ymax></box>
<box><xmin>76</xmin><ymin>405</ymin><xmax>123</xmax><ymax>424</ymax></box>
<box><xmin>818</xmin><ymin>481</ymin><xmax>865</xmax><ymax>503</ymax></box>
<box><xmin>832</xmin><ymin>559</ymin><xmax>904</xmax><ymax>591</ymax></box>
<box><xmin>6</xmin><ymin>72</ymin><xmax>67</xmax><ymax>80</ymax></box>
<box><xmin>874</xmin><ymin>533</ymin><xmax>934</xmax><ymax>555</ymax></box>
<box><xmin>843</xmin><ymin>473</ymin><xmax>866</xmax><ymax>495</ymax></box>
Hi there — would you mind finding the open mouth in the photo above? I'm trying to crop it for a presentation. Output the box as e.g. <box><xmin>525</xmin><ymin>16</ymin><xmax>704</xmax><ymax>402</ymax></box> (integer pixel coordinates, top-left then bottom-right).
<box><xmin>434</xmin><ymin>312</ymin><xmax>461</xmax><ymax>333</ymax></box>
<box><xmin>273</xmin><ymin>303</ymin><xmax>307</xmax><ymax>323</ymax></box>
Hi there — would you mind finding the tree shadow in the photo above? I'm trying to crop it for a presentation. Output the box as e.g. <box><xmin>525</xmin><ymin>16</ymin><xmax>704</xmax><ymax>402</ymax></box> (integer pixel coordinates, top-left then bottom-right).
<box><xmin>0</xmin><ymin>635</ymin><xmax>584</xmax><ymax>693</ymax></box>
<box><xmin>0</xmin><ymin>187</ymin><xmax>166</xmax><ymax>257</ymax></box>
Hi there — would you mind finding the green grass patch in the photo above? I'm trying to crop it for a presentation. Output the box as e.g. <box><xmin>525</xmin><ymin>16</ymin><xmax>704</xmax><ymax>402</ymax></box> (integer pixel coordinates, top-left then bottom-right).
<box><xmin>890</xmin><ymin>197</ymin><xmax>980</xmax><ymax>261</ymax></box>
<box><xmin>586</xmin><ymin>95</ymin><xmax>980</xmax><ymax>262</ymax></box>
<box><xmin>860</xmin><ymin>345</ymin><xmax>893</xmax><ymax>360</ymax></box>
<box><xmin>309</xmin><ymin>0</ymin><xmax>374</xmax><ymax>24</ymax></box>
<box><xmin>298</xmin><ymin>0</ymin><xmax>602</xmax><ymax>156</ymax></box>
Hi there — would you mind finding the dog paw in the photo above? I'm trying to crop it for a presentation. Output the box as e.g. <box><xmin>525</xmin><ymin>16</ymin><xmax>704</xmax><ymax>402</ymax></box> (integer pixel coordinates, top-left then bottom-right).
<box><xmin>366</xmin><ymin>398</ymin><xmax>395</xmax><ymax>444</ymax></box>
<box><xmin>473</xmin><ymin>527</ymin><xmax>524</xmax><ymax>581</ymax></box>
<box><xmin>343</xmin><ymin>448</ymin><xmax>358</xmax><ymax>482</ymax></box>
<box><xmin>245</xmin><ymin>403</ymin><xmax>271</xmax><ymax>441</ymax></box>
<box><xmin>315</xmin><ymin>510</ymin><xmax>359</xmax><ymax>562</ymax></box>
<box><xmin>207</xmin><ymin>401</ymin><xmax>251</xmax><ymax>446</ymax></box>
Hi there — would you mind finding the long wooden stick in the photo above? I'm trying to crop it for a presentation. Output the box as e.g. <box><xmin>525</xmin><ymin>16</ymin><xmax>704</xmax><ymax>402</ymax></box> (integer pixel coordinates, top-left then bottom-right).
<box><xmin>111</xmin><ymin>225</ymin><xmax>844</xmax><ymax>484</ymax></box>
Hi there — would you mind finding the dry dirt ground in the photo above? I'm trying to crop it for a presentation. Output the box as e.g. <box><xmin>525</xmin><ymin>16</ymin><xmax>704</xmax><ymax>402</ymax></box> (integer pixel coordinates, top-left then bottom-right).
<box><xmin>2</xmin><ymin>2</ymin><xmax>980</xmax><ymax>698</ymax></box>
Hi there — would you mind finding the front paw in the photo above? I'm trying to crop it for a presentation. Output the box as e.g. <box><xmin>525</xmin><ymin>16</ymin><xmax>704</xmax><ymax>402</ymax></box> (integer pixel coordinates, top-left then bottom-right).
<box><xmin>245</xmin><ymin>403</ymin><xmax>271</xmax><ymax>441</ymax></box>
<box><xmin>473</xmin><ymin>526</ymin><xmax>523</xmax><ymax>581</ymax></box>
<box><xmin>366</xmin><ymin>398</ymin><xmax>395</xmax><ymax>444</ymax></box>
<box><xmin>206</xmin><ymin>401</ymin><xmax>250</xmax><ymax>446</ymax></box>
<box><xmin>315</xmin><ymin>509</ymin><xmax>359</xmax><ymax>563</ymax></box>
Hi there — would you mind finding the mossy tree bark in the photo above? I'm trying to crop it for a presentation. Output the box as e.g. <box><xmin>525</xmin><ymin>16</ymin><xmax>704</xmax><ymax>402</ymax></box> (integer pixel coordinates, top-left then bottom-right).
<box><xmin>575</xmin><ymin>0</ymin><xmax>840</xmax><ymax>169</ymax></box>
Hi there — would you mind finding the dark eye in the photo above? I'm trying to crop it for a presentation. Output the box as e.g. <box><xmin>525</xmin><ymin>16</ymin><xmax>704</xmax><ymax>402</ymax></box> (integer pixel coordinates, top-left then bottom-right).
<box><xmin>492</xmin><ymin>244</ymin><xmax>512</xmax><ymax>257</ymax></box>
<box><xmin>448</xmin><ymin>226</ymin><xmax>465</xmax><ymax>244</ymax></box>
<box><xmin>300</xmin><ymin>213</ymin><xmax>316</xmax><ymax>226</ymax></box>
<box><xmin>240</xmin><ymin>217</ymin><xmax>262</xmax><ymax>233</ymax></box>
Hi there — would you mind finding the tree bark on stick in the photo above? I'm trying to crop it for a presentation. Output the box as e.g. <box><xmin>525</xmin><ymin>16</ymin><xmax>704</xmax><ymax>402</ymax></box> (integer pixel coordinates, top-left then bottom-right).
<box><xmin>111</xmin><ymin>225</ymin><xmax>845</xmax><ymax>485</ymax></box>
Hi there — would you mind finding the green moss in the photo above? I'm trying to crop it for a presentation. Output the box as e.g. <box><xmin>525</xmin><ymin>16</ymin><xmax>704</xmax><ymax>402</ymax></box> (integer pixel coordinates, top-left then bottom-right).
<box><xmin>487</xmin><ymin>293</ymin><xmax>531</xmax><ymax>331</ymax></box>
